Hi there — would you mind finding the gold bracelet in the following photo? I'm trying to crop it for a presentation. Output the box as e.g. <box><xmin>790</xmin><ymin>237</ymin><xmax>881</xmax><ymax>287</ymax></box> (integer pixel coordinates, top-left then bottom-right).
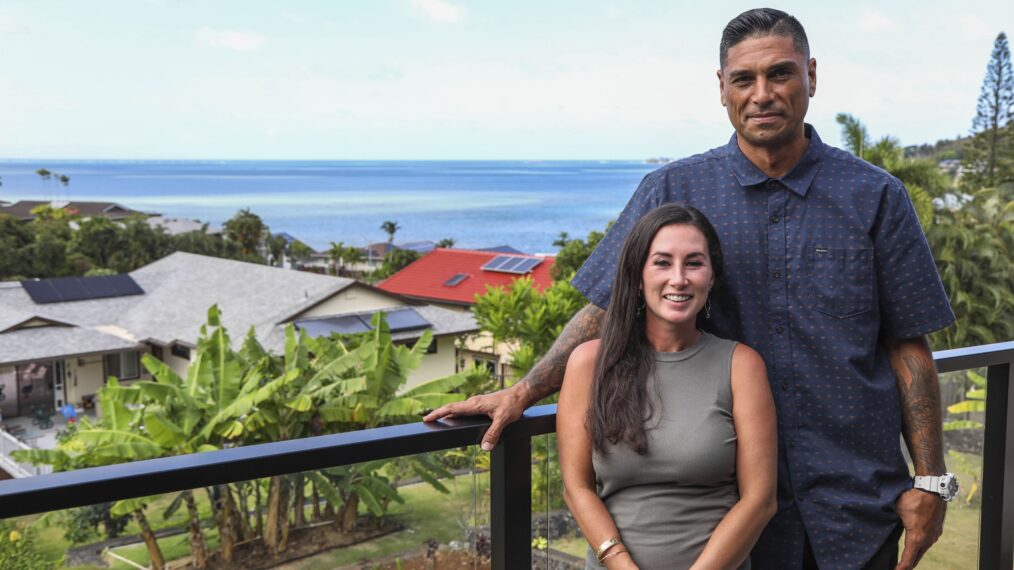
<box><xmin>596</xmin><ymin>537</ymin><xmax>622</xmax><ymax>560</ymax></box>
<box><xmin>600</xmin><ymin>548</ymin><xmax>629</xmax><ymax>562</ymax></box>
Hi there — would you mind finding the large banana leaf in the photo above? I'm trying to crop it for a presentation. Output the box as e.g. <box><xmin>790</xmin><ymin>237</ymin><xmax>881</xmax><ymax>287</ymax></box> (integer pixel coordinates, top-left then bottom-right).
<box><xmin>98</xmin><ymin>388</ymin><xmax>138</xmax><ymax>431</ymax></box>
<box><xmin>305</xmin><ymin>471</ymin><xmax>343</xmax><ymax>508</ymax></box>
<box><xmin>947</xmin><ymin>400</ymin><xmax>986</xmax><ymax>414</ymax></box>
<box><xmin>110</xmin><ymin>496</ymin><xmax>159</xmax><ymax>517</ymax></box>
<box><xmin>207</xmin><ymin>324</ymin><xmax>242</xmax><ymax>407</ymax></box>
<box><xmin>141</xmin><ymin>354</ymin><xmax>184</xmax><ymax>388</ymax></box>
<box><xmin>89</xmin><ymin>442</ymin><xmax>164</xmax><ymax>462</ymax></box>
<box><xmin>144</xmin><ymin>412</ymin><xmax>187</xmax><ymax>449</ymax></box>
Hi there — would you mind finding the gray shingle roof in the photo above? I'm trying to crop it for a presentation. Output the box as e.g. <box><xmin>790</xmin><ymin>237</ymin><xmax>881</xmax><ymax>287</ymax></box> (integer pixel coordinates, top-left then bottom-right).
<box><xmin>0</xmin><ymin>252</ymin><xmax>379</xmax><ymax>364</ymax></box>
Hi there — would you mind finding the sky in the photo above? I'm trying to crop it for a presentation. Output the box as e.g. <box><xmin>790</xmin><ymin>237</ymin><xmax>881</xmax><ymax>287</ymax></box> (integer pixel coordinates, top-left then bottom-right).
<box><xmin>0</xmin><ymin>0</ymin><xmax>1011</xmax><ymax>160</ymax></box>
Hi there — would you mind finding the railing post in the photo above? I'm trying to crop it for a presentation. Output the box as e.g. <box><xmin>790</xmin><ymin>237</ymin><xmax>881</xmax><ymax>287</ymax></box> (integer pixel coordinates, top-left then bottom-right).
<box><xmin>491</xmin><ymin>436</ymin><xmax>532</xmax><ymax>570</ymax></box>
<box><xmin>979</xmin><ymin>362</ymin><xmax>1014</xmax><ymax>570</ymax></box>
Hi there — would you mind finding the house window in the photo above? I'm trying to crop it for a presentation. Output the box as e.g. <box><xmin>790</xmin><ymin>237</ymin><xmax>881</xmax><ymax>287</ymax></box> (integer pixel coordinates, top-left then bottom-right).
<box><xmin>473</xmin><ymin>358</ymin><xmax>496</xmax><ymax>376</ymax></box>
<box><xmin>170</xmin><ymin>344</ymin><xmax>191</xmax><ymax>360</ymax></box>
<box><xmin>150</xmin><ymin>346</ymin><xmax>164</xmax><ymax>361</ymax></box>
<box><xmin>105</xmin><ymin>352</ymin><xmax>140</xmax><ymax>380</ymax></box>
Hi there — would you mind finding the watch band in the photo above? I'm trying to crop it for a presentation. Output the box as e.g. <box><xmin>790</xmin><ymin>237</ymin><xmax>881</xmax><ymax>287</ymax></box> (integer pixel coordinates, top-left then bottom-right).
<box><xmin>913</xmin><ymin>475</ymin><xmax>939</xmax><ymax>493</ymax></box>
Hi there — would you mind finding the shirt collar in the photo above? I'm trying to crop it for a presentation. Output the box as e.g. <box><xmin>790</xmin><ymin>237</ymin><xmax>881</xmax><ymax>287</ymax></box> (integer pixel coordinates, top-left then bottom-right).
<box><xmin>726</xmin><ymin>123</ymin><xmax>824</xmax><ymax>197</ymax></box>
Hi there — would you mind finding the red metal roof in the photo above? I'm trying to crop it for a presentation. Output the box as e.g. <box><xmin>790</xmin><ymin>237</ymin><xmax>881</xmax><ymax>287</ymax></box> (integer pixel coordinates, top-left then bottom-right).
<box><xmin>378</xmin><ymin>248</ymin><xmax>556</xmax><ymax>305</ymax></box>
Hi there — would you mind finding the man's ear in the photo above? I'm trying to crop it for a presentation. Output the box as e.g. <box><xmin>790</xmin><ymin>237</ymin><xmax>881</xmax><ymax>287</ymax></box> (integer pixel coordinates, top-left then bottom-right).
<box><xmin>807</xmin><ymin>58</ymin><xmax>817</xmax><ymax>97</ymax></box>
<box><xmin>717</xmin><ymin>69</ymin><xmax>727</xmax><ymax>106</ymax></box>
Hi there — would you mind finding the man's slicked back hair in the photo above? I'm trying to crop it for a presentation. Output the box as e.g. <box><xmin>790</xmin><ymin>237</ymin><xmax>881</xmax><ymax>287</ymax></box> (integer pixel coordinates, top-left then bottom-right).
<box><xmin>720</xmin><ymin>8</ymin><xmax>809</xmax><ymax>68</ymax></box>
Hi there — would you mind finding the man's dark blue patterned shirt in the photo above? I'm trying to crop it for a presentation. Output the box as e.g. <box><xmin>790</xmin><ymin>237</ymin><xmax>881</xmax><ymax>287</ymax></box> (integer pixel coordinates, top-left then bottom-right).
<box><xmin>572</xmin><ymin>125</ymin><xmax>955</xmax><ymax>569</ymax></box>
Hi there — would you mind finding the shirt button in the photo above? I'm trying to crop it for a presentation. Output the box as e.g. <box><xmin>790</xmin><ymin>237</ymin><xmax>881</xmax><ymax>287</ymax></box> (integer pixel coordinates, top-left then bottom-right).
<box><xmin>795</xmin><ymin>493</ymin><xmax>805</xmax><ymax>503</ymax></box>
<box><xmin>770</xmin><ymin>214</ymin><xmax>780</xmax><ymax>224</ymax></box>
<box><xmin>789</xmin><ymin>439</ymin><xmax>797</xmax><ymax>448</ymax></box>
<box><xmin>773</xmin><ymin>270</ymin><xmax>781</xmax><ymax>279</ymax></box>
<box><xmin>775</xmin><ymin>325</ymin><xmax>784</xmax><ymax>334</ymax></box>
<box><xmin>780</xmin><ymin>381</ymin><xmax>789</xmax><ymax>391</ymax></box>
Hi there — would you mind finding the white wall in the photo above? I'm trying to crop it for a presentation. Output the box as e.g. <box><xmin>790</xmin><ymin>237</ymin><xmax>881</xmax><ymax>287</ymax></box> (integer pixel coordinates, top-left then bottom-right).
<box><xmin>65</xmin><ymin>356</ymin><xmax>107</xmax><ymax>405</ymax></box>
<box><xmin>404</xmin><ymin>335</ymin><xmax>458</xmax><ymax>391</ymax></box>
<box><xmin>296</xmin><ymin>285</ymin><xmax>405</xmax><ymax>319</ymax></box>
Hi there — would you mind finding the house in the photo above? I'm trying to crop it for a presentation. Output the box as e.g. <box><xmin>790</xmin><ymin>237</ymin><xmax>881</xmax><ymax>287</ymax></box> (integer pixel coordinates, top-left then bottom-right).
<box><xmin>0</xmin><ymin>200</ymin><xmax>155</xmax><ymax>221</ymax></box>
<box><xmin>146</xmin><ymin>216</ymin><xmax>223</xmax><ymax>236</ymax></box>
<box><xmin>0</xmin><ymin>252</ymin><xmax>477</xmax><ymax>436</ymax></box>
<box><xmin>377</xmin><ymin>248</ymin><xmax>556</xmax><ymax>383</ymax></box>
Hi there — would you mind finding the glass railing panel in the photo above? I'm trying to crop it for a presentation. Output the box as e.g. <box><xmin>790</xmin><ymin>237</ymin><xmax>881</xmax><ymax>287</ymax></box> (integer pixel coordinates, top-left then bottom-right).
<box><xmin>0</xmin><ymin>449</ymin><xmax>492</xmax><ymax>569</ymax></box>
<box><xmin>539</xmin><ymin>431</ymin><xmax>585</xmax><ymax>568</ymax></box>
<box><xmin>917</xmin><ymin>366</ymin><xmax>987</xmax><ymax>570</ymax></box>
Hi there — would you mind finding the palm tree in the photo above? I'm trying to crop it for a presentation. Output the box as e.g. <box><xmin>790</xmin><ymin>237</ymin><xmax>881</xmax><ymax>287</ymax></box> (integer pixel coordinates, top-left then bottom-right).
<box><xmin>380</xmin><ymin>220</ymin><xmax>400</xmax><ymax>244</ymax></box>
<box><xmin>267</xmin><ymin>234</ymin><xmax>288</xmax><ymax>267</ymax></box>
<box><xmin>223</xmin><ymin>209</ymin><xmax>267</xmax><ymax>258</ymax></box>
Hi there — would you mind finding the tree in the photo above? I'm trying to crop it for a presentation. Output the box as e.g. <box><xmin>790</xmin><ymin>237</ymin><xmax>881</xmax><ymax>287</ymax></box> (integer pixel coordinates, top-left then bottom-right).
<box><xmin>435</xmin><ymin>237</ymin><xmax>456</xmax><ymax>248</ymax></box>
<box><xmin>372</xmin><ymin>248</ymin><xmax>420</xmax><ymax>281</ymax></box>
<box><xmin>551</xmin><ymin>224</ymin><xmax>611</xmax><ymax>281</ymax></box>
<box><xmin>328</xmin><ymin>241</ymin><xmax>363</xmax><ymax>276</ymax></box>
<box><xmin>835</xmin><ymin>113</ymin><xmax>941</xmax><ymax>226</ymax></box>
<box><xmin>223</xmin><ymin>208</ymin><xmax>267</xmax><ymax>257</ymax></box>
<box><xmin>0</xmin><ymin>214</ymin><xmax>34</xmax><ymax>280</ymax></box>
<box><xmin>0</xmin><ymin>520</ymin><xmax>55</xmax><ymax>570</ymax></box>
<box><xmin>927</xmin><ymin>188</ymin><xmax>1014</xmax><ymax>350</ymax></box>
<box><xmin>962</xmin><ymin>32</ymin><xmax>1014</xmax><ymax>190</ymax></box>
<box><xmin>72</xmin><ymin>216</ymin><xmax>123</xmax><ymax>270</ymax></box>
<box><xmin>286</xmin><ymin>239</ymin><xmax>313</xmax><ymax>267</ymax></box>
<box><xmin>380</xmin><ymin>220</ymin><xmax>400</xmax><ymax>244</ymax></box>
<box><xmin>267</xmin><ymin>233</ymin><xmax>288</xmax><ymax>267</ymax></box>
<box><xmin>472</xmin><ymin>278</ymin><xmax>585</xmax><ymax>377</ymax></box>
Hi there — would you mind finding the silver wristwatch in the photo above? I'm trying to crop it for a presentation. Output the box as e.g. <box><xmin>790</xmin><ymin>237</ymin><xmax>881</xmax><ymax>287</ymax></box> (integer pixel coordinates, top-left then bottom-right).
<box><xmin>913</xmin><ymin>473</ymin><xmax>959</xmax><ymax>502</ymax></box>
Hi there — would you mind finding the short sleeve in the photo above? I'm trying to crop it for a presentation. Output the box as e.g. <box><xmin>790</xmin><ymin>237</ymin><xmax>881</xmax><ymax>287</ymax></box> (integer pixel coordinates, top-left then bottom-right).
<box><xmin>873</xmin><ymin>179</ymin><xmax>955</xmax><ymax>339</ymax></box>
<box><xmin>571</xmin><ymin>172</ymin><xmax>661</xmax><ymax>309</ymax></box>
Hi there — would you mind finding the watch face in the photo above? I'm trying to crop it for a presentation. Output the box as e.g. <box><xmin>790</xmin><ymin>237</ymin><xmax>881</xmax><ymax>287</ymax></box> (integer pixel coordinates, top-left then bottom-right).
<box><xmin>941</xmin><ymin>474</ymin><xmax>959</xmax><ymax>501</ymax></box>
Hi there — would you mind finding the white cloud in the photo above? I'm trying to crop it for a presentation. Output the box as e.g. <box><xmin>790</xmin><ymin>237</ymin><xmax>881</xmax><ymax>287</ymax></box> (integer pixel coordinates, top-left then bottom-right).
<box><xmin>409</xmin><ymin>0</ymin><xmax>465</xmax><ymax>23</ymax></box>
<box><xmin>194</xmin><ymin>28</ymin><xmax>266</xmax><ymax>52</ymax></box>
<box><xmin>857</xmin><ymin>7</ymin><xmax>894</xmax><ymax>32</ymax></box>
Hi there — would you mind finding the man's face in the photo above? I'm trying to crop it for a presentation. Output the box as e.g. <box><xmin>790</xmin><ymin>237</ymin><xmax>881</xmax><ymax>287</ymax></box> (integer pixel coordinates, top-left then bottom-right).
<box><xmin>718</xmin><ymin>34</ymin><xmax>816</xmax><ymax>151</ymax></box>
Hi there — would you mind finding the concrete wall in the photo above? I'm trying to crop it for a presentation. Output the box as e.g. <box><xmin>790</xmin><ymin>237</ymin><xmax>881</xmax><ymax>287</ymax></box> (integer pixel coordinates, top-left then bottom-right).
<box><xmin>296</xmin><ymin>285</ymin><xmax>405</xmax><ymax>319</ymax></box>
<box><xmin>64</xmin><ymin>350</ymin><xmax>156</xmax><ymax>405</ymax></box>
<box><xmin>65</xmin><ymin>356</ymin><xmax>107</xmax><ymax>405</ymax></box>
<box><xmin>404</xmin><ymin>335</ymin><xmax>458</xmax><ymax>391</ymax></box>
<box><xmin>164</xmin><ymin>350</ymin><xmax>193</xmax><ymax>379</ymax></box>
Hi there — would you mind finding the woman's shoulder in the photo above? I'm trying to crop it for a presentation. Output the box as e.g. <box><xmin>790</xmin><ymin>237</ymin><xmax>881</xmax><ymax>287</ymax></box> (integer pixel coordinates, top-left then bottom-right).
<box><xmin>568</xmin><ymin>339</ymin><xmax>601</xmax><ymax>369</ymax></box>
<box><xmin>730</xmin><ymin>342</ymin><xmax>764</xmax><ymax>370</ymax></box>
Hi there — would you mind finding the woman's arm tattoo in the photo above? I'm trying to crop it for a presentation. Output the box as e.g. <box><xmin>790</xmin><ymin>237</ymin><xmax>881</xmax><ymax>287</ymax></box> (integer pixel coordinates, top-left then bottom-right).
<box><xmin>519</xmin><ymin>304</ymin><xmax>605</xmax><ymax>403</ymax></box>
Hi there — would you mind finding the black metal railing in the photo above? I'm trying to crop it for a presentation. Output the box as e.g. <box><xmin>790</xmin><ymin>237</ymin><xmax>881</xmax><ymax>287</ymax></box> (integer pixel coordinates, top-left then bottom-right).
<box><xmin>0</xmin><ymin>341</ymin><xmax>1012</xmax><ymax>569</ymax></box>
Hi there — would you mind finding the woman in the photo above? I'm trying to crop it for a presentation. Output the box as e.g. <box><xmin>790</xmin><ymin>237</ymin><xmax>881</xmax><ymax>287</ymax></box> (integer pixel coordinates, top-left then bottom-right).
<box><xmin>558</xmin><ymin>204</ymin><xmax>777</xmax><ymax>569</ymax></box>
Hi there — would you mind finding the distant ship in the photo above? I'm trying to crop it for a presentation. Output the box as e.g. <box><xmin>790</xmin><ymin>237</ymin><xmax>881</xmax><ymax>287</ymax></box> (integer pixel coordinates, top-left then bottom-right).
<box><xmin>644</xmin><ymin>157</ymin><xmax>674</xmax><ymax>164</ymax></box>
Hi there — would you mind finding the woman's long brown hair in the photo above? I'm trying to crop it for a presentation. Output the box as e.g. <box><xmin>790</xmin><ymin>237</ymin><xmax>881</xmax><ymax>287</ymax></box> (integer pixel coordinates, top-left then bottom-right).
<box><xmin>590</xmin><ymin>204</ymin><xmax>724</xmax><ymax>455</ymax></box>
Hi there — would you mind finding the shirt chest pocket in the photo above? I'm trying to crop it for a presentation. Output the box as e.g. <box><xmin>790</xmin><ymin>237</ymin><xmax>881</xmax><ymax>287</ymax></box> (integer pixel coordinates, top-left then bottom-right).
<box><xmin>807</xmin><ymin>246</ymin><xmax>874</xmax><ymax>318</ymax></box>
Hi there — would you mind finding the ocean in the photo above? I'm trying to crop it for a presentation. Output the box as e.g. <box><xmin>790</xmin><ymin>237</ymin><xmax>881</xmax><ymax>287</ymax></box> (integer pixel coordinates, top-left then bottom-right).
<box><xmin>0</xmin><ymin>160</ymin><xmax>660</xmax><ymax>254</ymax></box>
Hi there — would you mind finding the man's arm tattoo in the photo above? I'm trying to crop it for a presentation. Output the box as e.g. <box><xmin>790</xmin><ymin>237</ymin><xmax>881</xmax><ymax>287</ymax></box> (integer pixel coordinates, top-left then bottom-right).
<box><xmin>520</xmin><ymin>304</ymin><xmax>605</xmax><ymax>404</ymax></box>
<box><xmin>893</xmin><ymin>351</ymin><xmax>946</xmax><ymax>474</ymax></box>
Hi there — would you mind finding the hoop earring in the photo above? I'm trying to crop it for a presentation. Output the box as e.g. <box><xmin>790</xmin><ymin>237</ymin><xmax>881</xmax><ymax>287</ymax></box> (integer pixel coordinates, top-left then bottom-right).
<box><xmin>704</xmin><ymin>297</ymin><xmax>712</xmax><ymax>320</ymax></box>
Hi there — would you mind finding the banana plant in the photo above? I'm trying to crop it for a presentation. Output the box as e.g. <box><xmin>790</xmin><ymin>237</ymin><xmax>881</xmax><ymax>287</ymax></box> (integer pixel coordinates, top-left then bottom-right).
<box><xmin>944</xmin><ymin>370</ymin><xmax>987</xmax><ymax>431</ymax></box>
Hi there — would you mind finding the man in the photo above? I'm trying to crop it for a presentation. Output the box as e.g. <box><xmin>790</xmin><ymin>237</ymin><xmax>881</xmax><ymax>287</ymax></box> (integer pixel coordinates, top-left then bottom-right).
<box><xmin>426</xmin><ymin>8</ymin><xmax>955</xmax><ymax>569</ymax></box>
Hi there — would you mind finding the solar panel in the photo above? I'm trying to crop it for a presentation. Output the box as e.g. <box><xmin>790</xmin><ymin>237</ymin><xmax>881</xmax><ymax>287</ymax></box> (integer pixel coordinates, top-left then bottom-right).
<box><xmin>481</xmin><ymin>255</ymin><xmax>543</xmax><ymax>275</ymax></box>
<box><xmin>21</xmin><ymin>274</ymin><xmax>145</xmax><ymax>304</ymax></box>
<box><xmin>297</xmin><ymin>308</ymin><xmax>431</xmax><ymax>337</ymax></box>
<box><xmin>481</xmin><ymin>255</ymin><xmax>514</xmax><ymax>271</ymax></box>
<box><xmin>382</xmin><ymin>308</ymin><xmax>431</xmax><ymax>332</ymax></box>
<box><xmin>443</xmin><ymin>273</ymin><xmax>469</xmax><ymax>287</ymax></box>
<box><xmin>296</xmin><ymin>315</ymin><xmax>371</xmax><ymax>337</ymax></box>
